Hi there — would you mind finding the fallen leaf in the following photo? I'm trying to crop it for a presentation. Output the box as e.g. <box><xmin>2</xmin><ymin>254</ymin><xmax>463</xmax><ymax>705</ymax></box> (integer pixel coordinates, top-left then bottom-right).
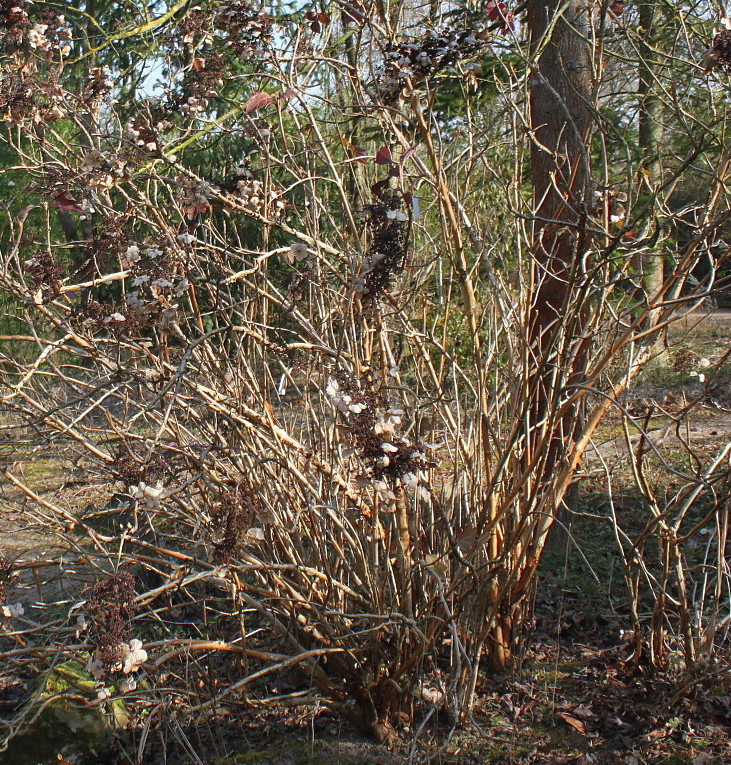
<box><xmin>572</xmin><ymin>704</ymin><xmax>594</xmax><ymax>719</ymax></box>
<box><xmin>558</xmin><ymin>712</ymin><xmax>586</xmax><ymax>734</ymax></box>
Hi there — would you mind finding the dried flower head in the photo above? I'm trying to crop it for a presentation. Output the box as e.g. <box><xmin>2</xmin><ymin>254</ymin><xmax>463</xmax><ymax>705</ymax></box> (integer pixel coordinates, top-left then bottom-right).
<box><xmin>215</xmin><ymin>0</ymin><xmax>272</xmax><ymax>60</ymax></box>
<box><xmin>176</xmin><ymin>176</ymin><xmax>214</xmax><ymax>219</ymax></box>
<box><xmin>375</xmin><ymin>26</ymin><xmax>490</xmax><ymax>103</ymax></box>
<box><xmin>208</xmin><ymin>482</ymin><xmax>265</xmax><ymax>562</ymax></box>
<box><xmin>326</xmin><ymin>374</ymin><xmax>430</xmax><ymax>493</ymax></box>
<box><xmin>703</xmin><ymin>22</ymin><xmax>731</xmax><ymax>72</ymax></box>
<box><xmin>0</xmin><ymin>555</ymin><xmax>13</xmax><ymax>608</ymax></box>
<box><xmin>112</xmin><ymin>450</ymin><xmax>173</xmax><ymax>486</ymax></box>
<box><xmin>176</xmin><ymin>5</ymin><xmax>213</xmax><ymax>47</ymax></box>
<box><xmin>0</xmin><ymin>0</ymin><xmax>29</xmax><ymax>44</ymax></box>
<box><xmin>24</xmin><ymin>251</ymin><xmax>65</xmax><ymax>303</ymax></box>
<box><xmin>86</xmin><ymin>572</ymin><xmax>137</xmax><ymax>667</ymax></box>
<box><xmin>589</xmin><ymin>188</ymin><xmax>627</xmax><ymax>225</ymax></box>
<box><xmin>82</xmin><ymin>66</ymin><xmax>114</xmax><ymax>106</ymax></box>
<box><xmin>357</xmin><ymin>193</ymin><xmax>409</xmax><ymax>302</ymax></box>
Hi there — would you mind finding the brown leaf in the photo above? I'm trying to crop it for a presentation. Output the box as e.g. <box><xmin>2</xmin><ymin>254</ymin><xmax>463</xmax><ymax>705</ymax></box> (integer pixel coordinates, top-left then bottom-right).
<box><xmin>558</xmin><ymin>712</ymin><xmax>586</xmax><ymax>734</ymax></box>
<box><xmin>245</xmin><ymin>91</ymin><xmax>276</xmax><ymax>114</ymax></box>
<box><xmin>52</xmin><ymin>192</ymin><xmax>82</xmax><ymax>212</ymax></box>
<box><xmin>375</xmin><ymin>146</ymin><xmax>392</xmax><ymax>165</ymax></box>
<box><xmin>305</xmin><ymin>10</ymin><xmax>329</xmax><ymax>31</ymax></box>
<box><xmin>370</xmin><ymin>178</ymin><xmax>389</xmax><ymax>196</ymax></box>
<box><xmin>572</xmin><ymin>704</ymin><xmax>594</xmax><ymax>719</ymax></box>
<box><xmin>339</xmin><ymin>137</ymin><xmax>369</xmax><ymax>163</ymax></box>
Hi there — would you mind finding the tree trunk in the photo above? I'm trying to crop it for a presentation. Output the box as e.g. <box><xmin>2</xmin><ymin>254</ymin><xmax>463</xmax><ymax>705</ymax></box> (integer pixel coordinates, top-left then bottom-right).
<box><xmin>527</xmin><ymin>0</ymin><xmax>593</xmax><ymax>448</ymax></box>
<box><xmin>528</xmin><ymin>0</ymin><xmax>592</xmax><ymax>338</ymax></box>
<box><xmin>638</xmin><ymin>0</ymin><xmax>665</xmax><ymax>309</ymax></box>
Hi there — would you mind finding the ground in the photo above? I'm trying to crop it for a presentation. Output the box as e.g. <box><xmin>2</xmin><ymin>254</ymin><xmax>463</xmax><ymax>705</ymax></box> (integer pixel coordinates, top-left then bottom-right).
<box><xmin>1</xmin><ymin>310</ymin><xmax>730</xmax><ymax>764</ymax></box>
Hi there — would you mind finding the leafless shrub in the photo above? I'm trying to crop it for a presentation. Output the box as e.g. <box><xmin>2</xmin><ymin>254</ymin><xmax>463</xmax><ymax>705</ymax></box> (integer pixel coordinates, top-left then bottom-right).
<box><xmin>0</xmin><ymin>0</ymin><xmax>729</xmax><ymax>753</ymax></box>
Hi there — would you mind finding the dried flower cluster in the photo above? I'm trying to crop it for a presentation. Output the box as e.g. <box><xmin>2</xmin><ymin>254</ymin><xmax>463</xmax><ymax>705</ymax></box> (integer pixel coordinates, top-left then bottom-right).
<box><xmin>177</xmin><ymin>177</ymin><xmax>213</xmax><ymax>219</ymax></box>
<box><xmin>112</xmin><ymin>451</ymin><xmax>173</xmax><ymax>486</ymax></box>
<box><xmin>79</xmin><ymin>149</ymin><xmax>129</xmax><ymax>191</ymax></box>
<box><xmin>357</xmin><ymin>195</ymin><xmax>409</xmax><ymax>301</ymax></box>
<box><xmin>219</xmin><ymin>166</ymin><xmax>286</xmax><ymax>217</ymax></box>
<box><xmin>0</xmin><ymin>0</ymin><xmax>29</xmax><ymax>44</ymax></box>
<box><xmin>127</xmin><ymin>115</ymin><xmax>161</xmax><ymax>154</ymax></box>
<box><xmin>282</xmin><ymin>241</ymin><xmax>309</xmax><ymax>266</ymax></box>
<box><xmin>26</xmin><ymin>12</ymin><xmax>73</xmax><ymax>57</ymax></box>
<box><xmin>703</xmin><ymin>27</ymin><xmax>731</xmax><ymax>72</ymax></box>
<box><xmin>672</xmin><ymin>348</ymin><xmax>700</xmax><ymax>375</ymax></box>
<box><xmin>175</xmin><ymin>5</ymin><xmax>213</xmax><ymax>47</ymax></box>
<box><xmin>24</xmin><ymin>252</ymin><xmax>65</xmax><ymax>304</ymax></box>
<box><xmin>129</xmin><ymin>481</ymin><xmax>167</xmax><ymax>510</ymax></box>
<box><xmin>162</xmin><ymin>1</ymin><xmax>273</xmax><ymax>117</ymax></box>
<box><xmin>589</xmin><ymin>188</ymin><xmax>627</xmax><ymax>224</ymax></box>
<box><xmin>86</xmin><ymin>572</ymin><xmax>137</xmax><ymax>668</ymax></box>
<box><xmin>80</xmin><ymin>65</ymin><xmax>114</xmax><ymax>106</ymax></box>
<box><xmin>75</xmin><ymin>299</ymin><xmax>140</xmax><ymax>336</ymax></box>
<box><xmin>208</xmin><ymin>483</ymin><xmax>266</xmax><ymax>562</ymax></box>
<box><xmin>214</xmin><ymin>0</ymin><xmax>272</xmax><ymax>60</ymax></box>
<box><xmin>118</xmin><ymin>244</ymin><xmax>188</xmax><ymax>330</ymax></box>
<box><xmin>1</xmin><ymin>0</ymin><xmax>72</xmax><ymax>55</ymax></box>
<box><xmin>0</xmin><ymin>67</ymin><xmax>64</xmax><ymax>124</ymax></box>
<box><xmin>86</xmin><ymin>638</ymin><xmax>148</xmax><ymax>680</ymax></box>
<box><xmin>326</xmin><ymin>375</ymin><xmax>430</xmax><ymax>500</ymax></box>
<box><xmin>375</xmin><ymin>26</ymin><xmax>489</xmax><ymax>102</ymax></box>
<box><xmin>172</xmin><ymin>1</ymin><xmax>271</xmax><ymax>60</ymax></box>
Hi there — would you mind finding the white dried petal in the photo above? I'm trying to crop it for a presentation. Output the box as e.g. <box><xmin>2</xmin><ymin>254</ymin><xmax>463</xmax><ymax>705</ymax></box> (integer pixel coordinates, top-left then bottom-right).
<box><xmin>85</xmin><ymin>653</ymin><xmax>105</xmax><ymax>680</ymax></box>
<box><xmin>2</xmin><ymin>603</ymin><xmax>24</xmax><ymax>618</ymax></box>
<box><xmin>122</xmin><ymin>643</ymin><xmax>148</xmax><ymax>674</ymax></box>
<box><xmin>289</xmin><ymin>242</ymin><xmax>308</xmax><ymax>260</ymax></box>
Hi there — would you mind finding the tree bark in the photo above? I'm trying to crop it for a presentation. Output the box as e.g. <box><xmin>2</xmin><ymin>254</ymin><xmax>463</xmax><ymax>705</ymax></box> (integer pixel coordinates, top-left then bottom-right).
<box><xmin>528</xmin><ymin>0</ymin><xmax>592</xmax><ymax>338</ymax></box>
<box><xmin>512</xmin><ymin>0</ymin><xmax>594</xmax><ymax>630</ymax></box>
<box><xmin>638</xmin><ymin>0</ymin><xmax>665</xmax><ymax>307</ymax></box>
